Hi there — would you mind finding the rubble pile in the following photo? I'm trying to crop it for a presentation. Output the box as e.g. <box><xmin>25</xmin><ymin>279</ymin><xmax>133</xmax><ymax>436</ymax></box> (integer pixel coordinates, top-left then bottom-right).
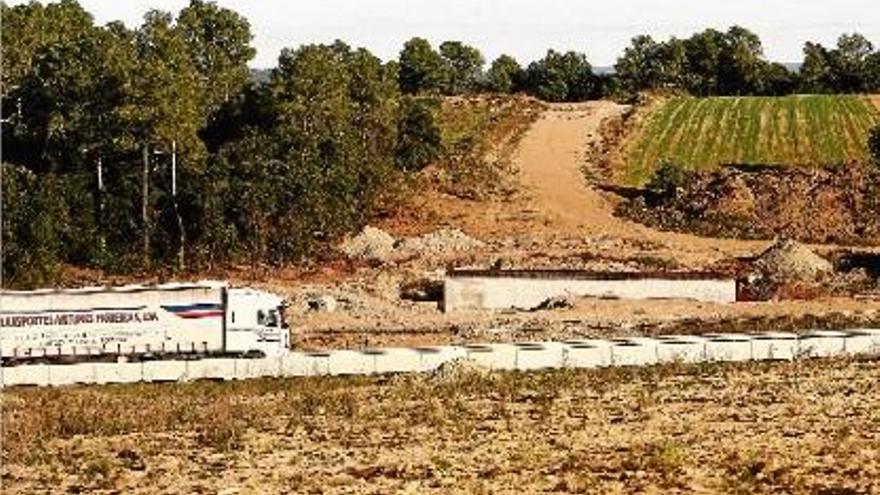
<box><xmin>339</xmin><ymin>226</ymin><xmax>396</xmax><ymax>263</ymax></box>
<box><xmin>754</xmin><ymin>239</ymin><xmax>833</xmax><ymax>281</ymax></box>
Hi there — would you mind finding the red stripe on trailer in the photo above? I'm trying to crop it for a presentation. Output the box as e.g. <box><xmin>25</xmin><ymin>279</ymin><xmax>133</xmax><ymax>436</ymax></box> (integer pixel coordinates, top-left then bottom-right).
<box><xmin>175</xmin><ymin>310</ymin><xmax>224</xmax><ymax>319</ymax></box>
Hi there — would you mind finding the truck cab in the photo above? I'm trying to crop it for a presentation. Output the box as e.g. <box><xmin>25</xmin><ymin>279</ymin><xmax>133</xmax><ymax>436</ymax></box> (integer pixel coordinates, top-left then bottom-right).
<box><xmin>225</xmin><ymin>288</ymin><xmax>289</xmax><ymax>356</ymax></box>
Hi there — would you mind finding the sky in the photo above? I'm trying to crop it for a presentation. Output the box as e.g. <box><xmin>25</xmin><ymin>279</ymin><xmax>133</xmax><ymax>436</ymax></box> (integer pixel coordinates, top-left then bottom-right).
<box><xmin>13</xmin><ymin>0</ymin><xmax>880</xmax><ymax>68</ymax></box>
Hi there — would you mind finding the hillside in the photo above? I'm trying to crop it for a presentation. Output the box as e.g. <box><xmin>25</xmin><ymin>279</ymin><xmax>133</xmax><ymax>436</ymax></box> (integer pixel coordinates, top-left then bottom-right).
<box><xmin>624</xmin><ymin>95</ymin><xmax>880</xmax><ymax>185</ymax></box>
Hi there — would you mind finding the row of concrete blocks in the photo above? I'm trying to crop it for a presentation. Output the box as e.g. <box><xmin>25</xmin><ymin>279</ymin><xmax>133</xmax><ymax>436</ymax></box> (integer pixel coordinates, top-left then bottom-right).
<box><xmin>2</xmin><ymin>329</ymin><xmax>880</xmax><ymax>387</ymax></box>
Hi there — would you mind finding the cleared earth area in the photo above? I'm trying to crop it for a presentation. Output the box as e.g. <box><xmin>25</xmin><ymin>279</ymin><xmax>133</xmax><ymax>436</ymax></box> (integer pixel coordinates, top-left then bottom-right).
<box><xmin>3</xmin><ymin>359</ymin><xmax>879</xmax><ymax>494</ymax></box>
<box><xmin>625</xmin><ymin>95</ymin><xmax>880</xmax><ymax>184</ymax></box>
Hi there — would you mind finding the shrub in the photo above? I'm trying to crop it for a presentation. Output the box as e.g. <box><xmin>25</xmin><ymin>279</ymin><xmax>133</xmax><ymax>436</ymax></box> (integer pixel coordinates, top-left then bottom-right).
<box><xmin>647</xmin><ymin>159</ymin><xmax>690</xmax><ymax>196</ymax></box>
<box><xmin>869</xmin><ymin>125</ymin><xmax>880</xmax><ymax>166</ymax></box>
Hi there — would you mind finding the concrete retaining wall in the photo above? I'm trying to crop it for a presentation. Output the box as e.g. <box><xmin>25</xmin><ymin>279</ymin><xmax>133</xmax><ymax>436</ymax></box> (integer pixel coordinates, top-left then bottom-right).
<box><xmin>2</xmin><ymin>329</ymin><xmax>879</xmax><ymax>388</ymax></box>
<box><xmin>444</xmin><ymin>274</ymin><xmax>738</xmax><ymax>312</ymax></box>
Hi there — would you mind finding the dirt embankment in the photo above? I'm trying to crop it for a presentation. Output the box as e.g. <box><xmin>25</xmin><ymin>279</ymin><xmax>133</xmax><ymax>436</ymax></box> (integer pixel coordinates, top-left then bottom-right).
<box><xmin>618</xmin><ymin>164</ymin><xmax>880</xmax><ymax>245</ymax></box>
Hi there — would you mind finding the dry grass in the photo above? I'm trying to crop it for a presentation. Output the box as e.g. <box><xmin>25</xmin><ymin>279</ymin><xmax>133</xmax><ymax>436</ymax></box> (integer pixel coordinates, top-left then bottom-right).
<box><xmin>3</xmin><ymin>359</ymin><xmax>880</xmax><ymax>494</ymax></box>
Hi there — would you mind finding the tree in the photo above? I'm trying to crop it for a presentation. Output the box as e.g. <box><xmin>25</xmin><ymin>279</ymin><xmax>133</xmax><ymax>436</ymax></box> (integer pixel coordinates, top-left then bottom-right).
<box><xmin>438</xmin><ymin>41</ymin><xmax>484</xmax><ymax>94</ymax></box>
<box><xmin>525</xmin><ymin>50</ymin><xmax>596</xmax><ymax>102</ymax></box>
<box><xmin>831</xmin><ymin>33</ymin><xmax>874</xmax><ymax>93</ymax></box>
<box><xmin>398</xmin><ymin>37</ymin><xmax>445</xmax><ymax>93</ymax></box>
<box><xmin>799</xmin><ymin>42</ymin><xmax>833</xmax><ymax>93</ymax></box>
<box><xmin>267</xmin><ymin>42</ymin><xmax>402</xmax><ymax>259</ymax></box>
<box><xmin>487</xmin><ymin>54</ymin><xmax>523</xmax><ymax>93</ymax></box>
<box><xmin>177</xmin><ymin>0</ymin><xmax>256</xmax><ymax>114</ymax></box>
<box><xmin>718</xmin><ymin>26</ymin><xmax>766</xmax><ymax>95</ymax></box>
<box><xmin>682</xmin><ymin>29</ymin><xmax>726</xmax><ymax>95</ymax></box>
<box><xmin>615</xmin><ymin>35</ymin><xmax>669</xmax><ymax>92</ymax></box>
<box><xmin>396</xmin><ymin>97</ymin><xmax>441</xmax><ymax>172</ymax></box>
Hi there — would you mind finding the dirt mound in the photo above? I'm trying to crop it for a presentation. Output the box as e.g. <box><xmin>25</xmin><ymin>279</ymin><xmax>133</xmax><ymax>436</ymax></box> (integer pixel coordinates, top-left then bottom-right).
<box><xmin>339</xmin><ymin>226</ymin><xmax>396</xmax><ymax>262</ymax></box>
<box><xmin>754</xmin><ymin>239</ymin><xmax>833</xmax><ymax>281</ymax></box>
<box><xmin>397</xmin><ymin>228</ymin><xmax>484</xmax><ymax>258</ymax></box>
<box><xmin>618</xmin><ymin>164</ymin><xmax>880</xmax><ymax>245</ymax></box>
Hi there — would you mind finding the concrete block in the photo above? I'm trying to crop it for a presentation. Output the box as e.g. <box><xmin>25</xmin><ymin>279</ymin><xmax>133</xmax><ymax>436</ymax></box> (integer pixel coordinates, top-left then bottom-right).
<box><xmin>93</xmin><ymin>362</ymin><xmax>143</xmax><ymax>384</ymax></box>
<box><xmin>189</xmin><ymin>358</ymin><xmax>237</xmax><ymax>380</ymax></box>
<box><xmin>750</xmin><ymin>332</ymin><xmax>798</xmax><ymax>361</ymax></box>
<box><xmin>842</xmin><ymin>331</ymin><xmax>876</xmax><ymax>356</ymax></box>
<box><xmin>514</xmin><ymin>342</ymin><xmax>567</xmax><ymax>371</ymax></box>
<box><xmin>562</xmin><ymin>340</ymin><xmax>613</xmax><ymax>368</ymax></box>
<box><xmin>704</xmin><ymin>334</ymin><xmax>753</xmax><ymax>362</ymax></box>
<box><xmin>656</xmin><ymin>336</ymin><xmax>707</xmax><ymax>364</ymax></box>
<box><xmin>414</xmin><ymin>346</ymin><xmax>466</xmax><ymax>372</ymax></box>
<box><xmin>846</xmin><ymin>329</ymin><xmax>880</xmax><ymax>355</ymax></box>
<box><xmin>273</xmin><ymin>352</ymin><xmax>329</xmax><ymax>377</ymax></box>
<box><xmin>235</xmin><ymin>358</ymin><xmax>281</xmax><ymax>379</ymax></box>
<box><xmin>143</xmin><ymin>360</ymin><xmax>190</xmax><ymax>382</ymax></box>
<box><xmin>373</xmin><ymin>348</ymin><xmax>423</xmax><ymax>375</ymax></box>
<box><xmin>464</xmin><ymin>344</ymin><xmax>518</xmax><ymax>371</ymax></box>
<box><xmin>48</xmin><ymin>363</ymin><xmax>97</xmax><ymax>386</ymax></box>
<box><xmin>326</xmin><ymin>350</ymin><xmax>374</xmax><ymax>376</ymax></box>
<box><xmin>1</xmin><ymin>364</ymin><xmax>50</xmax><ymax>387</ymax></box>
<box><xmin>610</xmin><ymin>338</ymin><xmax>658</xmax><ymax>367</ymax></box>
<box><xmin>798</xmin><ymin>330</ymin><xmax>848</xmax><ymax>358</ymax></box>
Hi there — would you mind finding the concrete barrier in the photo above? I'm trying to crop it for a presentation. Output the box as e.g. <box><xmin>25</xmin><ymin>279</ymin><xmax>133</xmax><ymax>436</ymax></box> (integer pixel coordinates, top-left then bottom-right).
<box><xmin>798</xmin><ymin>331</ymin><xmax>848</xmax><ymax>358</ymax></box>
<box><xmin>93</xmin><ymin>362</ymin><xmax>143</xmax><ymax>384</ymax></box>
<box><xmin>143</xmin><ymin>360</ymin><xmax>190</xmax><ymax>382</ymax></box>
<box><xmin>843</xmin><ymin>331</ymin><xmax>876</xmax><ymax>356</ymax></box>
<box><xmin>327</xmin><ymin>350</ymin><xmax>374</xmax><ymax>376</ymax></box>
<box><xmin>656</xmin><ymin>336</ymin><xmax>707</xmax><ymax>364</ymax></box>
<box><xmin>373</xmin><ymin>348</ymin><xmax>423</xmax><ymax>374</ymax></box>
<box><xmin>514</xmin><ymin>342</ymin><xmax>567</xmax><ymax>371</ymax></box>
<box><xmin>189</xmin><ymin>358</ymin><xmax>237</xmax><ymax>380</ymax></box>
<box><xmin>235</xmin><ymin>358</ymin><xmax>282</xmax><ymax>379</ymax></box>
<box><xmin>48</xmin><ymin>363</ymin><xmax>96</xmax><ymax>386</ymax></box>
<box><xmin>563</xmin><ymin>340</ymin><xmax>613</xmax><ymax>369</ymax></box>
<box><xmin>414</xmin><ymin>346</ymin><xmax>465</xmax><ymax>372</ymax></box>
<box><xmin>465</xmin><ymin>344</ymin><xmax>518</xmax><ymax>371</ymax></box>
<box><xmin>610</xmin><ymin>338</ymin><xmax>658</xmax><ymax>367</ymax></box>
<box><xmin>5</xmin><ymin>328</ymin><xmax>880</xmax><ymax>388</ymax></box>
<box><xmin>704</xmin><ymin>334</ymin><xmax>753</xmax><ymax>362</ymax></box>
<box><xmin>1</xmin><ymin>364</ymin><xmax>50</xmax><ymax>387</ymax></box>
<box><xmin>751</xmin><ymin>332</ymin><xmax>798</xmax><ymax>361</ymax></box>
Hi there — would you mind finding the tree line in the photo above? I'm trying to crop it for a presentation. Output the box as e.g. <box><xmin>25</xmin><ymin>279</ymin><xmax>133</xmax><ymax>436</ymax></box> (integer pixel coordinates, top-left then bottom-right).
<box><xmin>399</xmin><ymin>27</ymin><xmax>880</xmax><ymax>98</ymax></box>
<box><xmin>2</xmin><ymin>0</ymin><xmax>879</xmax><ymax>287</ymax></box>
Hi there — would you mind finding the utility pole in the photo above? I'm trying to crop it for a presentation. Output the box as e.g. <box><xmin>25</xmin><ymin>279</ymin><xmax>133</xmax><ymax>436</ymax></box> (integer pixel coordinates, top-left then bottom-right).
<box><xmin>142</xmin><ymin>145</ymin><xmax>150</xmax><ymax>268</ymax></box>
<box><xmin>171</xmin><ymin>140</ymin><xmax>185</xmax><ymax>272</ymax></box>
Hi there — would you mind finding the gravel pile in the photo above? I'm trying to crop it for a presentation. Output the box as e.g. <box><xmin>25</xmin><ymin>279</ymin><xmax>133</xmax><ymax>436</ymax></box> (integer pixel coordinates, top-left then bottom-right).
<box><xmin>396</xmin><ymin>228</ymin><xmax>485</xmax><ymax>258</ymax></box>
<box><xmin>754</xmin><ymin>239</ymin><xmax>833</xmax><ymax>281</ymax></box>
<box><xmin>339</xmin><ymin>226</ymin><xmax>396</xmax><ymax>262</ymax></box>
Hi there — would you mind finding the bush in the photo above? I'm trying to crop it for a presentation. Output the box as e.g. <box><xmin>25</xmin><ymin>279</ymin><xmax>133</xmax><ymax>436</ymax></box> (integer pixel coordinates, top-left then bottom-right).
<box><xmin>869</xmin><ymin>125</ymin><xmax>880</xmax><ymax>166</ymax></box>
<box><xmin>648</xmin><ymin>159</ymin><xmax>690</xmax><ymax>196</ymax></box>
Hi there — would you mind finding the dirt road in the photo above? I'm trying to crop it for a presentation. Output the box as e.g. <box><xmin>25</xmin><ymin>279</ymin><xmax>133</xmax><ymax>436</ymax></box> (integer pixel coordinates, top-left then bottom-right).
<box><xmin>511</xmin><ymin>102</ymin><xmax>768</xmax><ymax>262</ymax></box>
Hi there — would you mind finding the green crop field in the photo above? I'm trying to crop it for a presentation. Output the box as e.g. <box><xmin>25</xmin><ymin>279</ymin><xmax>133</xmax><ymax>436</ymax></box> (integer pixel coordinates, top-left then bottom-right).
<box><xmin>625</xmin><ymin>95</ymin><xmax>880</xmax><ymax>185</ymax></box>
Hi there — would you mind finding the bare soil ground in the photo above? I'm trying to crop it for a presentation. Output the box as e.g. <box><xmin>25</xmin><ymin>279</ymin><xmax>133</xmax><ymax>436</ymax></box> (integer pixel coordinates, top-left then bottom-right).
<box><xmin>4</xmin><ymin>359</ymin><xmax>879</xmax><ymax>494</ymax></box>
<box><xmin>278</xmin><ymin>101</ymin><xmax>877</xmax><ymax>349</ymax></box>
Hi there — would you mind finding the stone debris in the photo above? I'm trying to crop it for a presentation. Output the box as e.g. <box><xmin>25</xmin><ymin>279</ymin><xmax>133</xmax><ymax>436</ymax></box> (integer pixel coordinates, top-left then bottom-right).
<box><xmin>754</xmin><ymin>239</ymin><xmax>833</xmax><ymax>281</ymax></box>
<box><xmin>430</xmin><ymin>357</ymin><xmax>491</xmax><ymax>382</ymax></box>
<box><xmin>339</xmin><ymin>226</ymin><xmax>396</xmax><ymax>262</ymax></box>
<box><xmin>340</xmin><ymin>226</ymin><xmax>484</xmax><ymax>263</ymax></box>
<box><xmin>396</xmin><ymin>228</ymin><xmax>485</xmax><ymax>258</ymax></box>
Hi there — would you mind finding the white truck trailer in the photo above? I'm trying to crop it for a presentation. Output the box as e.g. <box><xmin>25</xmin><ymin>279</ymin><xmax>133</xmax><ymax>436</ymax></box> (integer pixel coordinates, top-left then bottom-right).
<box><xmin>0</xmin><ymin>281</ymin><xmax>289</xmax><ymax>363</ymax></box>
